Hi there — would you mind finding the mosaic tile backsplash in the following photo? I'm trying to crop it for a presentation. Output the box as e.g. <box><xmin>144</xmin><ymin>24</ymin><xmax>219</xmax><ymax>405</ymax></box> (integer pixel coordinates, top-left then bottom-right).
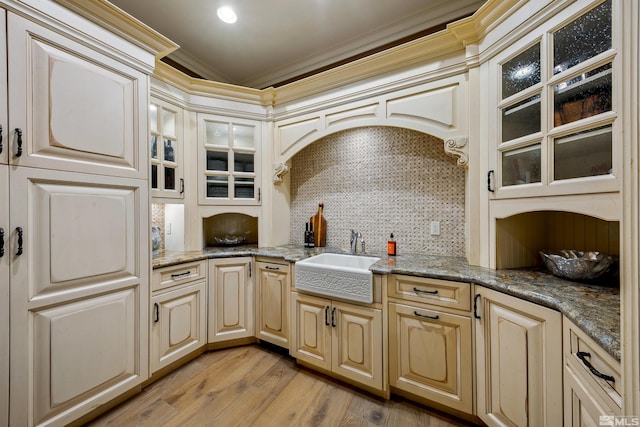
<box><xmin>290</xmin><ymin>127</ymin><xmax>466</xmax><ymax>256</ymax></box>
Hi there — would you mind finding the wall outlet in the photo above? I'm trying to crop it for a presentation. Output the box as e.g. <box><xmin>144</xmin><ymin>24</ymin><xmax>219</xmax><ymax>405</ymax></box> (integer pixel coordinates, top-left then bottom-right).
<box><xmin>166</xmin><ymin>222</ymin><xmax>172</xmax><ymax>235</ymax></box>
<box><xmin>430</xmin><ymin>221</ymin><xmax>440</xmax><ymax>235</ymax></box>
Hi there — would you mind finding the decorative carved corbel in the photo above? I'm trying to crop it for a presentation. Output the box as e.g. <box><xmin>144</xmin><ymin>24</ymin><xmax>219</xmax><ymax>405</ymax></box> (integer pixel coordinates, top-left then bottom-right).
<box><xmin>273</xmin><ymin>162</ymin><xmax>289</xmax><ymax>184</ymax></box>
<box><xmin>444</xmin><ymin>137</ymin><xmax>469</xmax><ymax>167</ymax></box>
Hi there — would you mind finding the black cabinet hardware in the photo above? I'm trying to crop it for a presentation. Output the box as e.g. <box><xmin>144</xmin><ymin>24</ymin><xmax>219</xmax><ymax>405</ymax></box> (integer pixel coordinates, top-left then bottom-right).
<box><xmin>414</xmin><ymin>311</ymin><xmax>439</xmax><ymax>320</ymax></box>
<box><xmin>265</xmin><ymin>266</ymin><xmax>280</xmax><ymax>271</ymax></box>
<box><xmin>473</xmin><ymin>294</ymin><xmax>481</xmax><ymax>319</ymax></box>
<box><xmin>576</xmin><ymin>351</ymin><xmax>615</xmax><ymax>382</ymax></box>
<box><xmin>324</xmin><ymin>306</ymin><xmax>330</xmax><ymax>326</ymax></box>
<box><xmin>249</xmin><ymin>262</ymin><xmax>252</xmax><ymax>278</ymax></box>
<box><xmin>153</xmin><ymin>303</ymin><xmax>159</xmax><ymax>323</ymax></box>
<box><xmin>180</xmin><ymin>178</ymin><xmax>184</xmax><ymax>194</ymax></box>
<box><xmin>413</xmin><ymin>287</ymin><xmax>438</xmax><ymax>295</ymax></box>
<box><xmin>0</xmin><ymin>228</ymin><xmax>4</xmax><ymax>257</ymax></box>
<box><xmin>487</xmin><ymin>170</ymin><xmax>495</xmax><ymax>192</ymax></box>
<box><xmin>0</xmin><ymin>124</ymin><xmax>3</xmax><ymax>154</ymax></box>
<box><xmin>171</xmin><ymin>271</ymin><xmax>191</xmax><ymax>279</ymax></box>
<box><xmin>331</xmin><ymin>307</ymin><xmax>336</xmax><ymax>327</ymax></box>
<box><xmin>15</xmin><ymin>128</ymin><xmax>22</xmax><ymax>158</ymax></box>
<box><xmin>16</xmin><ymin>227</ymin><xmax>23</xmax><ymax>256</ymax></box>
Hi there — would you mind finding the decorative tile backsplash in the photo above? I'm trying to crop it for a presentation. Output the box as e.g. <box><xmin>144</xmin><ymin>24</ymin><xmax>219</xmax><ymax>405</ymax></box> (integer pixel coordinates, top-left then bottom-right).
<box><xmin>151</xmin><ymin>203</ymin><xmax>165</xmax><ymax>251</ymax></box>
<box><xmin>290</xmin><ymin>127</ymin><xmax>465</xmax><ymax>256</ymax></box>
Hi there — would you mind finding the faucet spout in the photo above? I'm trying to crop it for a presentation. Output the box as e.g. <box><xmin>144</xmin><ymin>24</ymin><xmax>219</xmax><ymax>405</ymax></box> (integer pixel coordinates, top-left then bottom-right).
<box><xmin>350</xmin><ymin>230</ymin><xmax>362</xmax><ymax>253</ymax></box>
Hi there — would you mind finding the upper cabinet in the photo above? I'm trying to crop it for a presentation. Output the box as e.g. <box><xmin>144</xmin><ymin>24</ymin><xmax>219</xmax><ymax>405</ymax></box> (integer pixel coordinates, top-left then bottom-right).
<box><xmin>197</xmin><ymin>113</ymin><xmax>261</xmax><ymax>206</ymax></box>
<box><xmin>488</xmin><ymin>0</ymin><xmax>617</xmax><ymax>200</ymax></box>
<box><xmin>150</xmin><ymin>98</ymin><xmax>184</xmax><ymax>199</ymax></box>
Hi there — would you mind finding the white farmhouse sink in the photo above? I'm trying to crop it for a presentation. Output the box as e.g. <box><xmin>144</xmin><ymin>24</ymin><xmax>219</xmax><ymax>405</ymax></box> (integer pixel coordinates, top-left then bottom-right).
<box><xmin>295</xmin><ymin>253</ymin><xmax>381</xmax><ymax>303</ymax></box>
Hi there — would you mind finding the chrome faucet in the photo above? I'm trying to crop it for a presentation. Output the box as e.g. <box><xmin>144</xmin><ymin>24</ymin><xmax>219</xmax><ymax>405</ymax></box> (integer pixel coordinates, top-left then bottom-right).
<box><xmin>350</xmin><ymin>230</ymin><xmax>362</xmax><ymax>254</ymax></box>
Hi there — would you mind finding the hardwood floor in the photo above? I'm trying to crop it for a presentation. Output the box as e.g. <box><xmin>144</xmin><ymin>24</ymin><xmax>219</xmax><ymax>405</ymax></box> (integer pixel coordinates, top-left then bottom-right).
<box><xmin>85</xmin><ymin>344</ymin><xmax>476</xmax><ymax>427</ymax></box>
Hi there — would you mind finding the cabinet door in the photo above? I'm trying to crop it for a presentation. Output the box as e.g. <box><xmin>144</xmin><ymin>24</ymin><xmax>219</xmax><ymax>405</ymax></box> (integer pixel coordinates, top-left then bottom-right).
<box><xmin>564</xmin><ymin>361</ymin><xmax>615</xmax><ymax>427</ymax></box>
<box><xmin>150</xmin><ymin>98</ymin><xmax>184</xmax><ymax>199</ymax></box>
<box><xmin>9</xmin><ymin>167</ymin><xmax>149</xmax><ymax>427</ymax></box>
<box><xmin>7</xmin><ymin>12</ymin><xmax>148</xmax><ymax>179</ymax></box>
<box><xmin>0</xmin><ymin>165</ymin><xmax>7</xmax><ymax>427</ymax></box>
<box><xmin>208</xmin><ymin>257</ymin><xmax>254</xmax><ymax>342</ymax></box>
<box><xmin>0</xmin><ymin>11</ymin><xmax>6</xmax><ymax>168</ymax></box>
<box><xmin>475</xmin><ymin>287</ymin><xmax>562</xmax><ymax>427</ymax></box>
<box><xmin>389</xmin><ymin>302</ymin><xmax>472</xmax><ymax>414</ymax></box>
<box><xmin>332</xmin><ymin>301</ymin><xmax>383</xmax><ymax>391</ymax></box>
<box><xmin>291</xmin><ymin>292</ymin><xmax>331</xmax><ymax>371</ymax></box>
<box><xmin>151</xmin><ymin>281</ymin><xmax>207</xmax><ymax>372</ymax></box>
<box><xmin>255</xmin><ymin>261</ymin><xmax>290</xmax><ymax>348</ymax></box>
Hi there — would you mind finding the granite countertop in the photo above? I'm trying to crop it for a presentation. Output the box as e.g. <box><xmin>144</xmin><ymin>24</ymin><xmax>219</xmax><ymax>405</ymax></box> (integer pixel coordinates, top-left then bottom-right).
<box><xmin>153</xmin><ymin>244</ymin><xmax>621</xmax><ymax>361</ymax></box>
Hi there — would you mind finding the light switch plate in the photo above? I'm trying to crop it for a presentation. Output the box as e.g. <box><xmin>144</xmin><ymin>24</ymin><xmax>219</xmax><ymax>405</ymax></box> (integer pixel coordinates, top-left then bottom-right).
<box><xmin>430</xmin><ymin>221</ymin><xmax>440</xmax><ymax>235</ymax></box>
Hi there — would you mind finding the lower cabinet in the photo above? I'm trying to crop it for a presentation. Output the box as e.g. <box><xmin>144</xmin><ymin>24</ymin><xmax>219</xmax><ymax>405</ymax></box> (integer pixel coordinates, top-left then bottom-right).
<box><xmin>291</xmin><ymin>292</ymin><xmax>384</xmax><ymax>391</ymax></box>
<box><xmin>388</xmin><ymin>302</ymin><xmax>473</xmax><ymax>414</ymax></box>
<box><xmin>474</xmin><ymin>286</ymin><xmax>563</xmax><ymax>427</ymax></box>
<box><xmin>255</xmin><ymin>259</ymin><xmax>290</xmax><ymax>349</ymax></box>
<box><xmin>0</xmin><ymin>164</ymin><xmax>7</xmax><ymax>427</ymax></box>
<box><xmin>563</xmin><ymin>317</ymin><xmax>621</xmax><ymax>426</ymax></box>
<box><xmin>151</xmin><ymin>281</ymin><xmax>207</xmax><ymax>372</ymax></box>
<box><xmin>208</xmin><ymin>257</ymin><xmax>254</xmax><ymax>343</ymax></box>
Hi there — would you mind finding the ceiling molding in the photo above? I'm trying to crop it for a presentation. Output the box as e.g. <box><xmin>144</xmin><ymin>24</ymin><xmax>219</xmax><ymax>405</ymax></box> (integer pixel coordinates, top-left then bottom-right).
<box><xmin>52</xmin><ymin>0</ymin><xmax>178</xmax><ymax>58</ymax></box>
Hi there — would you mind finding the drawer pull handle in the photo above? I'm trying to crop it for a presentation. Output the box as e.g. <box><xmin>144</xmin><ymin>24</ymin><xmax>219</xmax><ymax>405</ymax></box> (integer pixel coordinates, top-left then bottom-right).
<box><xmin>171</xmin><ymin>271</ymin><xmax>191</xmax><ymax>279</ymax></box>
<box><xmin>16</xmin><ymin>227</ymin><xmax>23</xmax><ymax>256</ymax></box>
<box><xmin>324</xmin><ymin>306</ymin><xmax>330</xmax><ymax>326</ymax></box>
<box><xmin>473</xmin><ymin>294</ymin><xmax>481</xmax><ymax>319</ymax></box>
<box><xmin>15</xmin><ymin>128</ymin><xmax>22</xmax><ymax>157</ymax></box>
<box><xmin>577</xmin><ymin>351</ymin><xmax>615</xmax><ymax>382</ymax></box>
<box><xmin>414</xmin><ymin>311</ymin><xmax>439</xmax><ymax>320</ymax></box>
<box><xmin>413</xmin><ymin>287</ymin><xmax>438</xmax><ymax>295</ymax></box>
<box><xmin>265</xmin><ymin>266</ymin><xmax>280</xmax><ymax>271</ymax></box>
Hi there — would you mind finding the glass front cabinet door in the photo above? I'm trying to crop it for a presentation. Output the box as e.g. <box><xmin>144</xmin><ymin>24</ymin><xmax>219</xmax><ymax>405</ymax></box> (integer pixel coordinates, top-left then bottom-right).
<box><xmin>198</xmin><ymin>113</ymin><xmax>261</xmax><ymax>205</ymax></box>
<box><xmin>489</xmin><ymin>0</ymin><xmax>617</xmax><ymax>198</ymax></box>
<box><xmin>150</xmin><ymin>98</ymin><xmax>184</xmax><ymax>199</ymax></box>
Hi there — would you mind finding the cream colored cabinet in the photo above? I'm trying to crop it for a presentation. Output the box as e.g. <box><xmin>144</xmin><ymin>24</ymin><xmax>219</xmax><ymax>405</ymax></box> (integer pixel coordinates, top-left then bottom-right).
<box><xmin>208</xmin><ymin>257</ymin><xmax>254</xmax><ymax>343</ymax></box>
<box><xmin>487</xmin><ymin>0</ymin><xmax>618</xmax><ymax>200</ymax></box>
<box><xmin>291</xmin><ymin>292</ymin><xmax>384</xmax><ymax>391</ymax></box>
<box><xmin>150</xmin><ymin>97</ymin><xmax>184</xmax><ymax>199</ymax></box>
<box><xmin>4</xmin><ymin>7</ymin><xmax>152</xmax><ymax>427</ymax></box>
<box><xmin>474</xmin><ymin>286</ymin><xmax>563</xmax><ymax>427</ymax></box>
<box><xmin>197</xmin><ymin>113</ymin><xmax>262</xmax><ymax>205</ymax></box>
<box><xmin>255</xmin><ymin>259</ymin><xmax>290</xmax><ymax>349</ymax></box>
<box><xmin>0</xmin><ymin>165</ymin><xmax>7</xmax><ymax>427</ymax></box>
<box><xmin>388</xmin><ymin>275</ymin><xmax>473</xmax><ymax>415</ymax></box>
<box><xmin>151</xmin><ymin>261</ymin><xmax>207</xmax><ymax>373</ymax></box>
<box><xmin>563</xmin><ymin>318</ymin><xmax>621</xmax><ymax>426</ymax></box>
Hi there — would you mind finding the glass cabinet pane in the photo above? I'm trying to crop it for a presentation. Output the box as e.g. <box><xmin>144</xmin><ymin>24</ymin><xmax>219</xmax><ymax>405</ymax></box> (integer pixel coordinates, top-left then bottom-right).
<box><xmin>234</xmin><ymin>152</ymin><xmax>254</xmax><ymax>173</ymax></box>
<box><xmin>502</xmin><ymin>44</ymin><xmax>541</xmax><ymax>99</ymax></box>
<box><xmin>149</xmin><ymin>104</ymin><xmax>158</xmax><ymax>133</ymax></box>
<box><xmin>501</xmin><ymin>144</ymin><xmax>541</xmax><ymax>186</ymax></box>
<box><xmin>164</xmin><ymin>139</ymin><xmax>176</xmax><ymax>162</ymax></box>
<box><xmin>206</xmin><ymin>177</ymin><xmax>228</xmax><ymax>198</ymax></box>
<box><xmin>206</xmin><ymin>151</ymin><xmax>228</xmax><ymax>171</ymax></box>
<box><xmin>205</xmin><ymin>122</ymin><xmax>229</xmax><ymax>146</ymax></box>
<box><xmin>151</xmin><ymin>164</ymin><xmax>158</xmax><ymax>189</ymax></box>
<box><xmin>553</xmin><ymin>63</ymin><xmax>612</xmax><ymax>127</ymax></box>
<box><xmin>554</xmin><ymin>126</ymin><xmax>612</xmax><ymax>180</ymax></box>
<box><xmin>553</xmin><ymin>0</ymin><xmax>612</xmax><ymax>75</ymax></box>
<box><xmin>233</xmin><ymin>124</ymin><xmax>255</xmax><ymax>149</ymax></box>
<box><xmin>164</xmin><ymin>167</ymin><xmax>176</xmax><ymax>190</ymax></box>
<box><xmin>501</xmin><ymin>94</ymin><xmax>541</xmax><ymax>142</ymax></box>
<box><xmin>162</xmin><ymin>110</ymin><xmax>176</xmax><ymax>136</ymax></box>
<box><xmin>234</xmin><ymin>178</ymin><xmax>254</xmax><ymax>199</ymax></box>
<box><xmin>150</xmin><ymin>136</ymin><xmax>158</xmax><ymax>159</ymax></box>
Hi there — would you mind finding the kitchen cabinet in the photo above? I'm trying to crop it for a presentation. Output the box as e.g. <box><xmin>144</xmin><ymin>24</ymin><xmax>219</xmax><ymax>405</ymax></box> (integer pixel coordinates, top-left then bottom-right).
<box><xmin>388</xmin><ymin>275</ymin><xmax>473</xmax><ymax>415</ymax></box>
<box><xmin>197</xmin><ymin>113</ymin><xmax>261</xmax><ymax>205</ymax></box>
<box><xmin>150</xmin><ymin>97</ymin><xmax>184</xmax><ymax>199</ymax></box>
<box><xmin>208</xmin><ymin>257</ymin><xmax>254</xmax><ymax>343</ymax></box>
<box><xmin>474</xmin><ymin>286</ymin><xmax>563</xmax><ymax>427</ymax></box>
<box><xmin>487</xmin><ymin>0</ymin><xmax>618</xmax><ymax>200</ymax></box>
<box><xmin>563</xmin><ymin>317</ymin><xmax>621</xmax><ymax>425</ymax></box>
<box><xmin>151</xmin><ymin>261</ymin><xmax>207</xmax><ymax>373</ymax></box>
<box><xmin>4</xmin><ymin>6</ymin><xmax>152</xmax><ymax>427</ymax></box>
<box><xmin>0</xmin><ymin>165</ymin><xmax>7</xmax><ymax>427</ymax></box>
<box><xmin>255</xmin><ymin>258</ymin><xmax>290</xmax><ymax>349</ymax></box>
<box><xmin>291</xmin><ymin>292</ymin><xmax>384</xmax><ymax>391</ymax></box>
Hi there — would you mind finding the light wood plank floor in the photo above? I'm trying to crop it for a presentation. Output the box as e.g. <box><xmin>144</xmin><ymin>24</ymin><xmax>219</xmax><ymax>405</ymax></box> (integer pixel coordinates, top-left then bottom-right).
<box><xmin>85</xmin><ymin>344</ymin><xmax>477</xmax><ymax>427</ymax></box>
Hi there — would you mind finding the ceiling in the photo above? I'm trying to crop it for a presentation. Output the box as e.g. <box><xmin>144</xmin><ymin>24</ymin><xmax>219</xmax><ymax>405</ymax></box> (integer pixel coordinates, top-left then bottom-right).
<box><xmin>108</xmin><ymin>0</ymin><xmax>486</xmax><ymax>89</ymax></box>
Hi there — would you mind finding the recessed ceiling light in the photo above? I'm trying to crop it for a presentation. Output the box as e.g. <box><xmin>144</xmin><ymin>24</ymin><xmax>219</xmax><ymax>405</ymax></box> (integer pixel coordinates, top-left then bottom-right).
<box><xmin>217</xmin><ymin>6</ymin><xmax>237</xmax><ymax>24</ymax></box>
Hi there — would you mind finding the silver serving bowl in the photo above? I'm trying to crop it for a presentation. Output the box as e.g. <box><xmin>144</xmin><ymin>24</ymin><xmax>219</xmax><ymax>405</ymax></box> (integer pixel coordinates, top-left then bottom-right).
<box><xmin>539</xmin><ymin>250</ymin><xmax>616</xmax><ymax>281</ymax></box>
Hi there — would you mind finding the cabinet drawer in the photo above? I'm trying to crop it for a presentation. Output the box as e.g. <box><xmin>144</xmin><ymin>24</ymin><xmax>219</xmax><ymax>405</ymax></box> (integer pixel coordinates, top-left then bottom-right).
<box><xmin>152</xmin><ymin>260</ymin><xmax>207</xmax><ymax>292</ymax></box>
<box><xmin>388</xmin><ymin>275</ymin><xmax>470</xmax><ymax>311</ymax></box>
<box><xmin>564</xmin><ymin>319</ymin><xmax>621</xmax><ymax>411</ymax></box>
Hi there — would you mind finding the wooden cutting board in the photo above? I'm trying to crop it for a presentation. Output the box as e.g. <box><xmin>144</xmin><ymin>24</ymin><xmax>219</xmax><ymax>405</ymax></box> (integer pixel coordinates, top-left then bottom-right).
<box><xmin>310</xmin><ymin>203</ymin><xmax>327</xmax><ymax>247</ymax></box>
